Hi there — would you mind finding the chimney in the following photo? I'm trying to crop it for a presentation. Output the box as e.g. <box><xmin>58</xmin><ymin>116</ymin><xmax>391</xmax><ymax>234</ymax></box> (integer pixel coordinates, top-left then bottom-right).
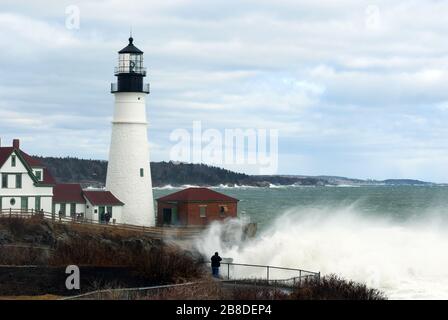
<box><xmin>13</xmin><ymin>139</ymin><xmax>20</xmax><ymax>149</ymax></box>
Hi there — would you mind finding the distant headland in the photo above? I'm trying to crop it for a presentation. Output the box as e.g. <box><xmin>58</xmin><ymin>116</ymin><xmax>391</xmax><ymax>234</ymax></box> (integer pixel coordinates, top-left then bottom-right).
<box><xmin>36</xmin><ymin>156</ymin><xmax>437</xmax><ymax>188</ymax></box>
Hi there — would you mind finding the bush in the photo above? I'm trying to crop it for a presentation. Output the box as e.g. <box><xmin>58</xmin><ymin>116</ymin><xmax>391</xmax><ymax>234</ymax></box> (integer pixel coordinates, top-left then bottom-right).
<box><xmin>48</xmin><ymin>237</ymin><xmax>203</xmax><ymax>284</ymax></box>
<box><xmin>0</xmin><ymin>245</ymin><xmax>50</xmax><ymax>265</ymax></box>
<box><xmin>290</xmin><ymin>274</ymin><xmax>387</xmax><ymax>300</ymax></box>
<box><xmin>132</xmin><ymin>246</ymin><xmax>203</xmax><ymax>284</ymax></box>
<box><xmin>1</xmin><ymin>216</ymin><xmax>27</xmax><ymax>238</ymax></box>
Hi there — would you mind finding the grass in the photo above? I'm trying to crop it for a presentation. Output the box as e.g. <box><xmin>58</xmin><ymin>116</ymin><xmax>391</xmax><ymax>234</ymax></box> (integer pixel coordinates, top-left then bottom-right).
<box><xmin>77</xmin><ymin>275</ymin><xmax>386</xmax><ymax>300</ymax></box>
<box><xmin>290</xmin><ymin>274</ymin><xmax>387</xmax><ymax>300</ymax></box>
<box><xmin>0</xmin><ymin>245</ymin><xmax>50</xmax><ymax>265</ymax></box>
<box><xmin>0</xmin><ymin>294</ymin><xmax>62</xmax><ymax>300</ymax></box>
<box><xmin>48</xmin><ymin>237</ymin><xmax>204</xmax><ymax>283</ymax></box>
<box><xmin>0</xmin><ymin>216</ymin><xmax>203</xmax><ymax>284</ymax></box>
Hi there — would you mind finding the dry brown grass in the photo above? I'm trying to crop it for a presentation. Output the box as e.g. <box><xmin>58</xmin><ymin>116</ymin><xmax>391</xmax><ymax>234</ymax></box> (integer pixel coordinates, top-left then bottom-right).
<box><xmin>1</xmin><ymin>216</ymin><xmax>203</xmax><ymax>285</ymax></box>
<box><xmin>230</xmin><ymin>286</ymin><xmax>289</xmax><ymax>300</ymax></box>
<box><xmin>0</xmin><ymin>245</ymin><xmax>50</xmax><ymax>265</ymax></box>
<box><xmin>56</xmin><ymin>222</ymin><xmax>146</xmax><ymax>239</ymax></box>
<box><xmin>0</xmin><ymin>294</ymin><xmax>61</xmax><ymax>300</ymax></box>
<box><xmin>145</xmin><ymin>281</ymin><xmax>224</xmax><ymax>300</ymax></box>
<box><xmin>48</xmin><ymin>237</ymin><xmax>203</xmax><ymax>284</ymax></box>
<box><xmin>290</xmin><ymin>274</ymin><xmax>387</xmax><ymax>300</ymax></box>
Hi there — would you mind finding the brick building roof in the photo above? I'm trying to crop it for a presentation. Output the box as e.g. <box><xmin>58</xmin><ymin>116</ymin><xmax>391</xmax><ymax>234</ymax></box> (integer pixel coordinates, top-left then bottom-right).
<box><xmin>157</xmin><ymin>187</ymin><xmax>238</xmax><ymax>202</ymax></box>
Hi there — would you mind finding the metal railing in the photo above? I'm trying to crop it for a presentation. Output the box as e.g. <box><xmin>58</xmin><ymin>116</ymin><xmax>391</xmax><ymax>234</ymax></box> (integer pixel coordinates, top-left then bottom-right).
<box><xmin>213</xmin><ymin>262</ymin><xmax>320</xmax><ymax>284</ymax></box>
<box><xmin>0</xmin><ymin>209</ymin><xmax>203</xmax><ymax>239</ymax></box>
<box><xmin>61</xmin><ymin>262</ymin><xmax>321</xmax><ymax>300</ymax></box>
<box><xmin>60</xmin><ymin>281</ymin><xmax>205</xmax><ymax>300</ymax></box>
<box><xmin>110</xmin><ymin>82</ymin><xmax>150</xmax><ymax>93</ymax></box>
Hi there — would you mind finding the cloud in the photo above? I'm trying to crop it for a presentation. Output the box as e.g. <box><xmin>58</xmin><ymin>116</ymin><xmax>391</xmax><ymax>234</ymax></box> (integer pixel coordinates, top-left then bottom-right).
<box><xmin>1</xmin><ymin>0</ymin><xmax>448</xmax><ymax>181</ymax></box>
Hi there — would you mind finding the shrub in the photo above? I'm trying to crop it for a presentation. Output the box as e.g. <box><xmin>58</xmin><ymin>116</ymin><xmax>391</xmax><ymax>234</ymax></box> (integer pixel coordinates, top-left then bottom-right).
<box><xmin>0</xmin><ymin>245</ymin><xmax>50</xmax><ymax>265</ymax></box>
<box><xmin>1</xmin><ymin>217</ymin><xmax>27</xmax><ymax>238</ymax></box>
<box><xmin>48</xmin><ymin>237</ymin><xmax>203</xmax><ymax>284</ymax></box>
<box><xmin>290</xmin><ymin>274</ymin><xmax>387</xmax><ymax>300</ymax></box>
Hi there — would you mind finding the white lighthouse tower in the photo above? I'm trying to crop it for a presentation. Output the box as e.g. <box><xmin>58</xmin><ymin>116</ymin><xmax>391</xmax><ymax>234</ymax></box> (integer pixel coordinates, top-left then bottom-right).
<box><xmin>106</xmin><ymin>37</ymin><xmax>155</xmax><ymax>227</ymax></box>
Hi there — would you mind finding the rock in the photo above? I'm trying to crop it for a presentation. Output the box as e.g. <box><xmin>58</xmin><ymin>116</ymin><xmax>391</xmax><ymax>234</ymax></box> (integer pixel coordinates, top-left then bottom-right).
<box><xmin>23</xmin><ymin>222</ymin><xmax>56</xmax><ymax>246</ymax></box>
<box><xmin>0</xmin><ymin>229</ymin><xmax>13</xmax><ymax>244</ymax></box>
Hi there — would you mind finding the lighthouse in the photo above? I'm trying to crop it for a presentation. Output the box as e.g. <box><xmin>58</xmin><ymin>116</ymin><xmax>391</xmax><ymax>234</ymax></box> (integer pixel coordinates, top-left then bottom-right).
<box><xmin>106</xmin><ymin>37</ymin><xmax>155</xmax><ymax>227</ymax></box>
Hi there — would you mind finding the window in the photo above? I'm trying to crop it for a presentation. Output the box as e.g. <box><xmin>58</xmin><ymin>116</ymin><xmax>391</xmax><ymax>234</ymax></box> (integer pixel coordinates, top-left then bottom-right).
<box><xmin>199</xmin><ymin>206</ymin><xmax>207</xmax><ymax>218</ymax></box>
<box><xmin>35</xmin><ymin>170</ymin><xmax>42</xmax><ymax>181</ymax></box>
<box><xmin>1</xmin><ymin>174</ymin><xmax>7</xmax><ymax>188</ymax></box>
<box><xmin>10</xmin><ymin>198</ymin><xmax>16</xmax><ymax>206</ymax></box>
<box><xmin>59</xmin><ymin>203</ymin><xmax>66</xmax><ymax>216</ymax></box>
<box><xmin>11</xmin><ymin>155</ymin><xmax>16</xmax><ymax>167</ymax></box>
<box><xmin>35</xmin><ymin>196</ymin><xmax>41</xmax><ymax>211</ymax></box>
<box><xmin>16</xmin><ymin>174</ymin><xmax>22</xmax><ymax>189</ymax></box>
<box><xmin>21</xmin><ymin>197</ymin><xmax>28</xmax><ymax>211</ymax></box>
<box><xmin>70</xmin><ymin>203</ymin><xmax>76</xmax><ymax>217</ymax></box>
<box><xmin>140</xmin><ymin>168</ymin><xmax>144</xmax><ymax>177</ymax></box>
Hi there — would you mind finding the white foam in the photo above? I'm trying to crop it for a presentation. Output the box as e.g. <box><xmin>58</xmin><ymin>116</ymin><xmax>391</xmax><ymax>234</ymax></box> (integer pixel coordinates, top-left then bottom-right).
<box><xmin>195</xmin><ymin>206</ymin><xmax>448</xmax><ymax>299</ymax></box>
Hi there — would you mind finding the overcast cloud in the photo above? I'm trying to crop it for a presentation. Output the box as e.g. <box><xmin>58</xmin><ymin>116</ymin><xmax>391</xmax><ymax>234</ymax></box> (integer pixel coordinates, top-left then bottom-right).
<box><xmin>1</xmin><ymin>0</ymin><xmax>448</xmax><ymax>181</ymax></box>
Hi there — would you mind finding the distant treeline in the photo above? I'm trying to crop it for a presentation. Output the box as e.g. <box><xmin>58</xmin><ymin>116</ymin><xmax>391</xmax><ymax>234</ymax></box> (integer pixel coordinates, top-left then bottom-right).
<box><xmin>35</xmin><ymin>157</ymin><xmax>325</xmax><ymax>187</ymax></box>
<box><xmin>36</xmin><ymin>156</ymin><xmax>431</xmax><ymax>187</ymax></box>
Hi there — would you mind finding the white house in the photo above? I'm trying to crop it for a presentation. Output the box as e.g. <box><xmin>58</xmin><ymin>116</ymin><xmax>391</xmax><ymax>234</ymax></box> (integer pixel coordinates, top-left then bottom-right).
<box><xmin>83</xmin><ymin>190</ymin><xmax>123</xmax><ymax>224</ymax></box>
<box><xmin>0</xmin><ymin>139</ymin><xmax>124</xmax><ymax>224</ymax></box>
<box><xmin>53</xmin><ymin>183</ymin><xmax>86</xmax><ymax>218</ymax></box>
<box><xmin>0</xmin><ymin>139</ymin><xmax>54</xmax><ymax>213</ymax></box>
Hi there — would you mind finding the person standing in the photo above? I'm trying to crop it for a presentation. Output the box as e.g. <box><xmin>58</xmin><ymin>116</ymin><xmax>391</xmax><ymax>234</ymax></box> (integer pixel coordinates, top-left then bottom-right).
<box><xmin>211</xmin><ymin>252</ymin><xmax>222</xmax><ymax>278</ymax></box>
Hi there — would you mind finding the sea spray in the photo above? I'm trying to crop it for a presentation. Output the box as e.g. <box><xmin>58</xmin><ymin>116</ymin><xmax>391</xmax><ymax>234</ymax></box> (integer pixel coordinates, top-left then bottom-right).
<box><xmin>195</xmin><ymin>205</ymin><xmax>448</xmax><ymax>299</ymax></box>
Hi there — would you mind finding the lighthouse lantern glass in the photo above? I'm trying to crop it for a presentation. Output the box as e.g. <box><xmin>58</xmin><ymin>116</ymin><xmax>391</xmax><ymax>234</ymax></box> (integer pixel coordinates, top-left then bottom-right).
<box><xmin>118</xmin><ymin>53</ymin><xmax>143</xmax><ymax>74</ymax></box>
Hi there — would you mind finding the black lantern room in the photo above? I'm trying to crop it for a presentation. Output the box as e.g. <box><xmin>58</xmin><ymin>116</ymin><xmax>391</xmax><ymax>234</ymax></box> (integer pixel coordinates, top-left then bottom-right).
<box><xmin>111</xmin><ymin>37</ymin><xmax>150</xmax><ymax>94</ymax></box>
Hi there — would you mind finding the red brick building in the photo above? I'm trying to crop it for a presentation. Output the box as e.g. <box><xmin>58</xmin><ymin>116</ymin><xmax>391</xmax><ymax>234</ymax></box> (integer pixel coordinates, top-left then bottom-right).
<box><xmin>156</xmin><ymin>188</ymin><xmax>238</xmax><ymax>226</ymax></box>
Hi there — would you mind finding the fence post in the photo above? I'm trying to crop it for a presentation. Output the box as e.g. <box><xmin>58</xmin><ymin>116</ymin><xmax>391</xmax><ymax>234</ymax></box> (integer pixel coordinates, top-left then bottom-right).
<box><xmin>299</xmin><ymin>270</ymin><xmax>302</xmax><ymax>288</ymax></box>
<box><xmin>9</xmin><ymin>208</ymin><xmax>11</xmax><ymax>217</ymax></box>
<box><xmin>267</xmin><ymin>266</ymin><xmax>270</xmax><ymax>283</ymax></box>
<box><xmin>227</xmin><ymin>264</ymin><xmax>230</xmax><ymax>280</ymax></box>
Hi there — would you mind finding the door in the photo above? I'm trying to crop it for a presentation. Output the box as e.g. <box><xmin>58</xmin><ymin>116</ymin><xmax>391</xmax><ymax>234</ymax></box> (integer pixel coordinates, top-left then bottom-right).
<box><xmin>35</xmin><ymin>196</ymin><xmax>41</xmax><ymax>211</ymax></box>
<box><xmin>163</xmin><ymin>208</ymin><xmax>172</xmax><ymax>225</ymax></box>
<box><xmin>70</xmin><ymin>203</ymin><xmax>76</xmax><ymax>218</ymax></box>
<box><xmin>106</xmin><ymin>206</ymin><xmax>113</xmax><ymax>223</ymax></box>
<box><xmin>60</xmin><ymin>203</ymin><xmax>66</xmax><ymax>216</ymax></box>
<box><xmin>99</xmin><ymin>206</ymin><xmax>105</xmax><ymax>223</ymax></box>
<box><xmin>21</xmin><ymin>197</ymin><xmax>28</xmax><ymax>212</ymax></box>
<box><xmin>171</xmin><ymin>207</ymin><xmax>178</xmax><ymax>225</ymax></box>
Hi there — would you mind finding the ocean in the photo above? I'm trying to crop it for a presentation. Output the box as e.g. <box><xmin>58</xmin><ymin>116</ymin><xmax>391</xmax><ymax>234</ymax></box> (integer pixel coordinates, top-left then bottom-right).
<box><xmin>154</xmin><ymin>185</ymin><xmax>448</xmax><ymax>300</ymax></box>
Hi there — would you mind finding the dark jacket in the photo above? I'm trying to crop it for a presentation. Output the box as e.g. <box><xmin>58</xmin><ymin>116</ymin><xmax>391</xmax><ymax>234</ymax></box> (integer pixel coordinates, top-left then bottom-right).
<box><xmin>211</xmin><ymin>255</ymin><xmax>222</xmax><ymax>268</ymax></box>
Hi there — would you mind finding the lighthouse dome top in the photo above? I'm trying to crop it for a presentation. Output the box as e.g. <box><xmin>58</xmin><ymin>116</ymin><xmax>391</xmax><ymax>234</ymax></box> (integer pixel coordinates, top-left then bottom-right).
<box><xmin>118</xmin><ymin>37</ymin><xmax>143</xmax><ymax>54</ymax></box>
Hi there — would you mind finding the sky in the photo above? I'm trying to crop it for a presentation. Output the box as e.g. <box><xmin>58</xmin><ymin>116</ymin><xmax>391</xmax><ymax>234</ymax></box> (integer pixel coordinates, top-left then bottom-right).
<box><xmin>1</xmin><ymin>0</ymin><xmax>448</xmax><ymax>182</ymax></box>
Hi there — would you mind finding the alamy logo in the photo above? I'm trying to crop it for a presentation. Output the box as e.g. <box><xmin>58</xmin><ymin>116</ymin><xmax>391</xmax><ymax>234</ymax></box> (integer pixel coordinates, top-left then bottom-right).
<box><xmin>170</xmin><ymin>121</ymin><xmax>279</xmax><ymax>174</ymax></box>
<box><xmin>365</xmin><ymin>5</ymin><xmax>381</xmax><ymax>30</ymax></box>
<box><xmin>65</xmin><ymin>265</ymin><xmax>80</xmax><ymax>290</ymax></box>
<box><xmin>65</xmin><ymin>5</ymin><xmax>80</xmax><ymax>30</ymax></box>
